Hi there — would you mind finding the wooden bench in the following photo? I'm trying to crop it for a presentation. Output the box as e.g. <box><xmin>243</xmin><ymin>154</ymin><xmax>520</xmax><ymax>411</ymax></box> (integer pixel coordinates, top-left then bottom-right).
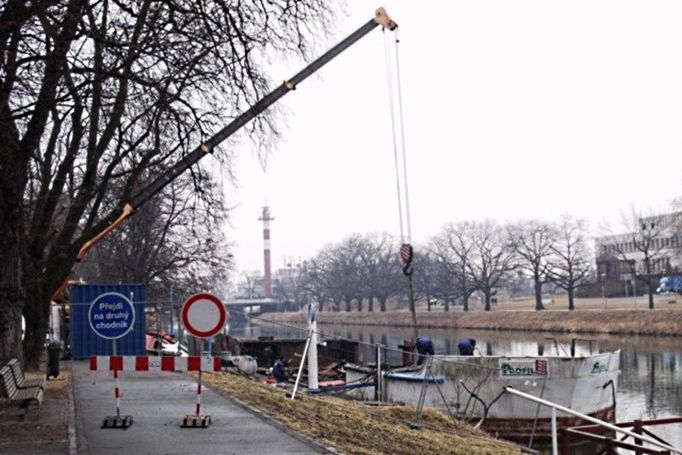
<box><xmin>0</xmin><ymin>364</ymin><xmax>43</xmax><ymax>418</ymax></box>
<box><xmin>7</xmin><ymin>359</ymin><xmax>46</xmax><ymax>390</ymax></box>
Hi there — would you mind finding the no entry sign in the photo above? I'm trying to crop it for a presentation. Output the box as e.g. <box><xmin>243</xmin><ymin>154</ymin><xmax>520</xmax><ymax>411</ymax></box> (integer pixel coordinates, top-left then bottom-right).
<box><xmin>181</xmin><ymin>293</ymin><xmax>227</xmax><ymax>338</ymax></box>
<box><xmin>89</xmin><ymin>292</ymin><xmax>136</xmax><ymax>340</ymax></box>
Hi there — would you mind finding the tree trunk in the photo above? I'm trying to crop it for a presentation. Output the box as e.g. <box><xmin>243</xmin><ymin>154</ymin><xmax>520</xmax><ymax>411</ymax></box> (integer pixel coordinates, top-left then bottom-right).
<box><xmin>534</xmin><ymin>278</ymin><xmax>545</xmax><ymax>311</ymax></box>
<box><xmin>463</xmin><ymin>295</ymin><xmax>469</xmax><ymax>312</ymax></box>
<box><xmin>484</xmin><ymin>291</ymin><xmax>491</xmax><ymax>311</ymax></box>
<box><xmin>380</xmin><ymin>298</ymin><xmax>386</xmax><ymax>312</ymax></box>
<box><xmin>444</xmin><ymin>298</ymin><xmax>450</xmax><ymax>312</ymax></box>
<box><xmin>356</xmin><ymin>298</ymin><xmax>363</xmax><ymax>312</ymax></box>
<box><xmin>0</xmin><ymin>295</ymin><xmax>23</xmax><ymax>365</ymax></box>
<box><xmin>426</xmin><ymin>293</ymin><xmax>431</xmax><ymax>312</ymax></box>
<box><xmin>23</xmin><ymin>286</ymin><xmax>52</xmax><ymax>367</ymax></box>
<box><xmin>567</xmin><ymin>286</ymin><xmax>575</xmax><ymax>311</ymax></box>
<box><xmin>0</xmin><ymin>131</ymin><xmax>28</xmax><ymax>365</ymax></box>
<box><xmin>645</xmin><ymin>262</ymin><xmax>655</xmax><ymax>310</ymax></box>
<box><xmin>368</xmin><ymin>296</ymin><xmax>374</xmax><ymax>312</ymax></box>
<box><xmin>345</xmin><ymin>300</ymin><xmax>351</xmax><ymax>312</ymax></box>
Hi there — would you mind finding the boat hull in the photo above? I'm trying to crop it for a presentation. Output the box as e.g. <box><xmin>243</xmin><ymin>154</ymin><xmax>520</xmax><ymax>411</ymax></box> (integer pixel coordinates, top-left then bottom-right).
<box><xmin>482</xmin><ymin>404</ymin><xmax>615</xmax><ymax>442</ymax></box>
<box><xmin>345</xmin><ymin>351</ymin><xmax>620</xmax><ymax>441</ymax></box>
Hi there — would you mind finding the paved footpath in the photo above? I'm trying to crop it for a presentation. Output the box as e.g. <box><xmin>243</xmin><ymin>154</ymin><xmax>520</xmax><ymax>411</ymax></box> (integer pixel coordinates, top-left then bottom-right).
<box><xmin>71</xmin><ymin>361</ymin><xmax>323</xmax><ymax>454</ymax></box>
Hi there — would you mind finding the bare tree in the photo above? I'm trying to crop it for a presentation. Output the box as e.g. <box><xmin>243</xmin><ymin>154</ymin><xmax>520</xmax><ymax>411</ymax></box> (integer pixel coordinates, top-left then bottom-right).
<box><xmin>466</xmin><ymin>220</ymin><xmax>517</xmax><ymax>311</ymax></box>
<box><xmin>0</xmin><ymin>0</ymin><xmax>336</xmax><ymax>364</ymax></box>
<box><xmin>508</xmin><ymin>220</ymin><xmax>555</xmax><ymax>311</ymax></box>
<box><xmin>410</xmin><ymin>250</ymin><xmax>439</xmax><ymax>312</ymax></box>
<box><xmin>79</xmin><ymin>174</ymin><xmax>233</xmax><ymax>301</ymax></box>
<box><xmin>357</xmin><ymin>233</ymin><xmax>401</xmax><ymax>313</ymax></box>
<box><xmin>549</xmin><ymin>215</ymin><xmax>592</xmax><ymax>310</ymax></box>
<box><xmin>299</xmin><ymin>259</ymin><xmax>330</xmax><ymax>312</ymax></box>
<box><xmin>274</xmin><ymin>267</ymin><xmax>310</xmax><ymax>313</ymax></box>
<box><xmin>433</xmin><ymin>222</ymin><xmax>478</xmax><ymax>311</ymax></box>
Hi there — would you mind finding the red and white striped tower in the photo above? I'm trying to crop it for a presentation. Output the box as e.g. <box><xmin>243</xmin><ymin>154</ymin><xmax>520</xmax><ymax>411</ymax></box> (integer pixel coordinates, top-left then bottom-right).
<box><xmin>259</xmin><ymin>206</ymin><xmax>274</xmax><ymax>298</ymax></box>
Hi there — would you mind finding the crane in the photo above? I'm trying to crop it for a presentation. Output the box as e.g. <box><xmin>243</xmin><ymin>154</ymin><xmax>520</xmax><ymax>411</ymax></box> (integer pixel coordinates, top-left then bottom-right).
<box><xmin>52</xmin><ymin>8</ymin><xmax>398</xmax><ymax>302</ymax></box>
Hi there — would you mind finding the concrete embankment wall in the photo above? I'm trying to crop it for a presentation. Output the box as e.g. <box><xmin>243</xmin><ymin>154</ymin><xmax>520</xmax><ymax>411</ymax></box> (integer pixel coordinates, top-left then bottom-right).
<box><xmin>259</xmin><ymin>309</ymin><xmax>682</xmax><ymax>337</ymax></box>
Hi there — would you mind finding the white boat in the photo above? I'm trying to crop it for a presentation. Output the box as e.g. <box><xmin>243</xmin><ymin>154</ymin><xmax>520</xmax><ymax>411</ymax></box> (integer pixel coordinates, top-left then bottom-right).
<box><xmin>345</xmin><ymin>350</ymin><xmax>620</xmax><ymax>441</ymax></box>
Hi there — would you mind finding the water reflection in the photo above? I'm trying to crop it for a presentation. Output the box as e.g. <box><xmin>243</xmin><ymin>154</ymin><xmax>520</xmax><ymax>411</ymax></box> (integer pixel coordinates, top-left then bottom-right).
<box><xmin>231</xmin><ymin>319</ymin><xmax>682</xmax><ymax>448</ymax></box>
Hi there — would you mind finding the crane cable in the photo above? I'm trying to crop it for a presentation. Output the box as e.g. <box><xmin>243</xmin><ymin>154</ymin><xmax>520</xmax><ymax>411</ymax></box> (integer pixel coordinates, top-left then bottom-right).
<box><xmin>383</xmin><ymin>29</ymin><xmax>406</xmax><ymax>245</ymax></box>
<box><xmin>383</xmin><ymin>30</ymin><xmax>413</xmax><ymax>272</ymax></box>
<box><xmin>384</xmin><ymin>28</ymin><xmax>418</xmax><ymax>338</ymax></box>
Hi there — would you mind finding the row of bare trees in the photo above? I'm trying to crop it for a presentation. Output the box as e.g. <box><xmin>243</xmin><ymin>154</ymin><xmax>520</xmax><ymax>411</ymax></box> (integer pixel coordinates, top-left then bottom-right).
<box><xmin>279</xmin><ymin>215</ymin><xmax>593</xmax><ymax>313</ymax></box>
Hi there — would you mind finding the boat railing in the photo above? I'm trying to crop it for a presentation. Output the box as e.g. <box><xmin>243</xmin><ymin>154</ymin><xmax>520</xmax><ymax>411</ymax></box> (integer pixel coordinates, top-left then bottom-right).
<box><xmin>504</xmin><ymin>386</ymin><xmax>682</xmax><ymax>455</ymax></box>
<box><xmin>564</xmin><ymin>416</ymin><xmax>682</xmax><ymax>455</ymax></box>
<box><xmin>544</xmin><ymin>337</ymin><xmax>598</xmax><ymax>357</ymax></box>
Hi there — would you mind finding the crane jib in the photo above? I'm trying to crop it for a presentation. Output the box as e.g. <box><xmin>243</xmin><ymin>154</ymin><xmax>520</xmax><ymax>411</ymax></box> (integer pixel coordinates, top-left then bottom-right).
<box><xmin>131</xmin><ymin>17</ymin><xmax>385</xmax><ymax>209</ymax></box>
<box><xmin>54</xmin><ymin>9</ymin><xmax>397</xmax><ymax>302</ymax></box>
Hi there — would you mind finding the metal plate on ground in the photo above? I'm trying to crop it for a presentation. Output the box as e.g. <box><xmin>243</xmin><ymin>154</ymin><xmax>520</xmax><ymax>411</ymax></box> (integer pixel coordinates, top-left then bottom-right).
<box><xmin>102</xmin><ymin>415</ymin><xmax>133</xmax><ymax>429</ymax></box>
<box><xmin>181</xmin><ymin>415</ymin><xmax>211</xmax><ymax>428</ymax></box>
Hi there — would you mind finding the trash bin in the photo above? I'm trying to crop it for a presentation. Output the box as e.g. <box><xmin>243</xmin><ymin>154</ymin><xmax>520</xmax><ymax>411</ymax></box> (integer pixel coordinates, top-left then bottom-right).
<box><xmin>47</xmin><ymin>341</ymin><xmax>62</xmax><ymax>379</ymax></box>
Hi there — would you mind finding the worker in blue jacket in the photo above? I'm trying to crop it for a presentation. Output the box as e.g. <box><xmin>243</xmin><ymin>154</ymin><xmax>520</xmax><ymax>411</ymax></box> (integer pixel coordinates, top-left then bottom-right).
<box><xmin>272</xmin><ymin>357</ymin><xmax>287</xmax><ymax>383</ymax></box>
<box><xmin>415</xmin><ymin>336</ymin><xmax>435</xmax><ymax>365</ymax></box>
<box><xmin>457</xmin><ymin>338</ymin><xmax>477</xmax><ymax>356</ymax></box>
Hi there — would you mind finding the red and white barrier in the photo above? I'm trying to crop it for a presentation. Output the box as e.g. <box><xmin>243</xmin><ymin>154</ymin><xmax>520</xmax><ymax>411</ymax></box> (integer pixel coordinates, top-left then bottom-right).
<box><xmin>89</xmin><ymin>356</ymin><xmax>221</xmax><ymax>372</ymax></box>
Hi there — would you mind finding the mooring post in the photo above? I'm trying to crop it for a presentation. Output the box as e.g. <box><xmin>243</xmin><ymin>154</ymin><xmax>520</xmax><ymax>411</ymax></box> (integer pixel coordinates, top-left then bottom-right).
<box><xmin>551</xmin><ymin>407</ymin><xmax>558</xmax><ymax>455</ymax></box>
<box><xmin>375</xmin><ymin>344</ymin><xmax>382</xmax><ymax>401</ymax></box>
<box><xmin>634</xmin><ymin>419</ymin><xmax>643</xmax><ymax>455</ymax></box>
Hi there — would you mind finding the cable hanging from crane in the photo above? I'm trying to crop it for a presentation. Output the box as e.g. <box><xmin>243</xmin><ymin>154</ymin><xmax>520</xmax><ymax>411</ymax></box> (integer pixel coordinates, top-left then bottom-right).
<box><xmin>384</xmin><ymin>29</ymin><xmax>413</xmax><ymax>265</ymax></box>
<box><xmin>383</xmin><ymin>28</ymin><xmax>418</xmax><ymax>337</ymax></box>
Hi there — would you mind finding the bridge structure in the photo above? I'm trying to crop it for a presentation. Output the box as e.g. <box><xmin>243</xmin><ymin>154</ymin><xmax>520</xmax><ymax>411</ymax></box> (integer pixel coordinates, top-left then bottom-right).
<box><xmin>224</xmin><ymin>298</ymin><xmax>298</xmax><ymax>321</ymax></box>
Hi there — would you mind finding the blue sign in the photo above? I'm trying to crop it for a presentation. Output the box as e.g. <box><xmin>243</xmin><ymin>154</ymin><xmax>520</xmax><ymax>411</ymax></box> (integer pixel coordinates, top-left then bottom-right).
<box><xmin>88</xmin><ymin>292</ymin><xmax>136</xmax><ymax>340</ymax></box>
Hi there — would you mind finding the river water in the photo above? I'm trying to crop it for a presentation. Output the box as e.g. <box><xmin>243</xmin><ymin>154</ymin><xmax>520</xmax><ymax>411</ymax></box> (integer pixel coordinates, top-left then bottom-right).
<box><xmin>229</xmin><ymin>320</ymin><xmax>682</xmax><ymax>450</ymax></box>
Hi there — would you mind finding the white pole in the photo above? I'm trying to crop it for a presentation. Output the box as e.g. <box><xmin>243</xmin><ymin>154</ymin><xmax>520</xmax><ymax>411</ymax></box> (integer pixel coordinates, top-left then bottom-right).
<box><xmin>504</xmin><ymin>387</ymin><xmax>681</xmax><ymax>454</ymax></box>
<box><xmin>307</xmin><ymin>319</ymin><xmax>319</xmax><ymax>391</ymax></box>
<box><xmin>195</xmin><ymin>369</ymin><xmax>202</xmax><ymax>416</ymax></box>
<box><xmin>551</xmin><ymin>407</ymin><xmax>558</xmax><ymax>455</ymax></box>
<box><xmin>291</xmin><ymin>333</ymin><xmax>312</xmax><ymax>401</ymax></box>
<box><xmin>113</xmin><ymin>340</ymin><xmax>121</xmax><ymax>419</ymax></box>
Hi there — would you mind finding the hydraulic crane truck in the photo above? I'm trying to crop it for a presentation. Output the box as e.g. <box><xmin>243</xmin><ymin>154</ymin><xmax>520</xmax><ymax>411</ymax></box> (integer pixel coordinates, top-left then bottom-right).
<box><xmin>52</xmin><ymin>8</ymin><xmax>398</xmax><ymax>302</ymax></box>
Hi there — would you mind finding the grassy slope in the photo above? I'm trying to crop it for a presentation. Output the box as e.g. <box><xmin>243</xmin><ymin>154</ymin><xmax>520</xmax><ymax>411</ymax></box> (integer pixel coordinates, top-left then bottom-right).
<box><xmin>261</xmin><ymin>309</ymin><xmax>682</xmax><ymax>337</ymax></box>
<box><xmin>202</xmin><ymin>372</ymin><xmax>520</xmax><ymax>455</ymax></box>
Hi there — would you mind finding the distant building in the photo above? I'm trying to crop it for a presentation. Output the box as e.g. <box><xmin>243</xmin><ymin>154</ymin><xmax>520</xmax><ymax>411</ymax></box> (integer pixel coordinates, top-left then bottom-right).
<box><xmin>233</xmin><ymin>266</ymin><xmax>302</xmax><ymax>301</ymax></box>
<box><xmin>594</xmin><ymin>211</ymin><xmax>682</xmax><ymax>281</ymax></box>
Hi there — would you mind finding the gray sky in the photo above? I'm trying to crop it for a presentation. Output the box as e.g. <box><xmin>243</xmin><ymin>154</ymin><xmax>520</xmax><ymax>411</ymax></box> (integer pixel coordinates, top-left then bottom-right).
<box><xmin>221</xmin><ymin>1</ymin><xmax>682</xmax><ymax>275</ymax></box>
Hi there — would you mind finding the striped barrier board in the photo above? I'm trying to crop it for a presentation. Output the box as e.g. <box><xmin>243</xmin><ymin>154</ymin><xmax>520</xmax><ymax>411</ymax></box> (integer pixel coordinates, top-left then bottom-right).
<box><xmin>89</xmin><ymin>356</ymin><xmax>221</xmax><ymax>372</ymax></box>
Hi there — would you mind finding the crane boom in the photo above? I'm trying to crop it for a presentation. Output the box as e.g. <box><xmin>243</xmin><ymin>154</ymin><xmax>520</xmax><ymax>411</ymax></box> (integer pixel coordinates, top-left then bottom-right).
<box><xmin>52</xmin><ymin>8</ymin><xmax>397</xmax><ymax>301</ymax></box>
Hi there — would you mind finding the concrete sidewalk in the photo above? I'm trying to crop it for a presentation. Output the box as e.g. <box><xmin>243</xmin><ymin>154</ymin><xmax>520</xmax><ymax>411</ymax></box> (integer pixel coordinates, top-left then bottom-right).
<box><xmin>71</xmin><ymin>361</ymin><xmax>323</xmax><ymax>454</ymax></box>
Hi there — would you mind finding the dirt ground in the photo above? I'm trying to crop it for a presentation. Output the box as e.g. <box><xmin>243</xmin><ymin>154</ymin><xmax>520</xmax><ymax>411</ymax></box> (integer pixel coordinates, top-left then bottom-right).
<box><xmin>202</xmin><ymin>371</ymin><xmax>521</xmax><ymax>455</ymax></box>
<box><xmin>0</xmin><ymin>360</ymin><xmax>70</xmax><ymax>448</ymax></box>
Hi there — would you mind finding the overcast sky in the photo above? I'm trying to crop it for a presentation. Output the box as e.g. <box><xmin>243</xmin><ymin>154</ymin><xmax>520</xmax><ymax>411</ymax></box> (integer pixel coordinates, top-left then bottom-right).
<box><xmin>219</xmin><ymin>1</ymin><xmax>682</xmax><ymax>276</ymax></box>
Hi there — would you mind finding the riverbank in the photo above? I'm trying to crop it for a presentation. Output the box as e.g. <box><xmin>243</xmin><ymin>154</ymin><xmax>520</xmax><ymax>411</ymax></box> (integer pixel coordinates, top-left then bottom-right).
<box><xmin>202</xmin><ymin>371</ymin><xmax>520</xmax><ymax>454</ymax></box>
<box><xmin>258</xmin><ymin>308</ymin><xmax>682</xmax><ymax>337</ymax></box>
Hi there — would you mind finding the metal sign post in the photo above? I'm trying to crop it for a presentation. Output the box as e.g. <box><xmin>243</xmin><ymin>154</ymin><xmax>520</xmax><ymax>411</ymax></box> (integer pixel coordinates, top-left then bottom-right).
<box><xmin>180</xmin><ymin>293</ymin><xmax>227</xmax><ymax>428</ymax></box>
<box><xmin>88</xmin><ymin>292</ymin><xmax>136</xmax><ymax>429</ymax></box>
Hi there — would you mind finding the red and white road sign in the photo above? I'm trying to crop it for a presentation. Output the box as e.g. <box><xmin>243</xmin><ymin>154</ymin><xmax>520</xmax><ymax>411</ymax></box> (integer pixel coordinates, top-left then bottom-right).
<box><xmin>181</xmin><ymin>293</ymin><xmax>227</xmax><ymax>339</ymax></box>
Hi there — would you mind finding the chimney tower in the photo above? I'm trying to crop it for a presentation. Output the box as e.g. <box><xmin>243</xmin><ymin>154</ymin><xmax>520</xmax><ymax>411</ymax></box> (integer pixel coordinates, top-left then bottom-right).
<box><xmin>259</xmin><ymin>206</ymin><xmax>274</xmax><ymax>298</ymax></box>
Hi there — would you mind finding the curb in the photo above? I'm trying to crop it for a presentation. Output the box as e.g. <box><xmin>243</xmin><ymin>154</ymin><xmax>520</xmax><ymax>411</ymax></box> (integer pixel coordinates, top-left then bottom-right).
<box><xmin>67</xmin><ymin>362</ymin><xmax>78</xmax><ymax>455</ymax></box>
<box><xmin>201</xmin><ymin>374</ymin><xmax>342</xmax><ymax>454</ymax></box>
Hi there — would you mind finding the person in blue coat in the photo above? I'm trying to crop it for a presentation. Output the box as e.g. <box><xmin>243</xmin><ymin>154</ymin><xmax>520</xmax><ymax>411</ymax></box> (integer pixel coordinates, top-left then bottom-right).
<box><xmin>457</xmin><ymin>338</ymin><xmax>477</xmax><ymax>356</ymax></box>
<box><xmin>415</xmin><ymin>336</ymin><xmax>435</xmax><ymax>365</ymax></box>
<box><xmin>272</xmin><ymin>357</ymin><xmax>287</xmax><ymax>383</ymax></box>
